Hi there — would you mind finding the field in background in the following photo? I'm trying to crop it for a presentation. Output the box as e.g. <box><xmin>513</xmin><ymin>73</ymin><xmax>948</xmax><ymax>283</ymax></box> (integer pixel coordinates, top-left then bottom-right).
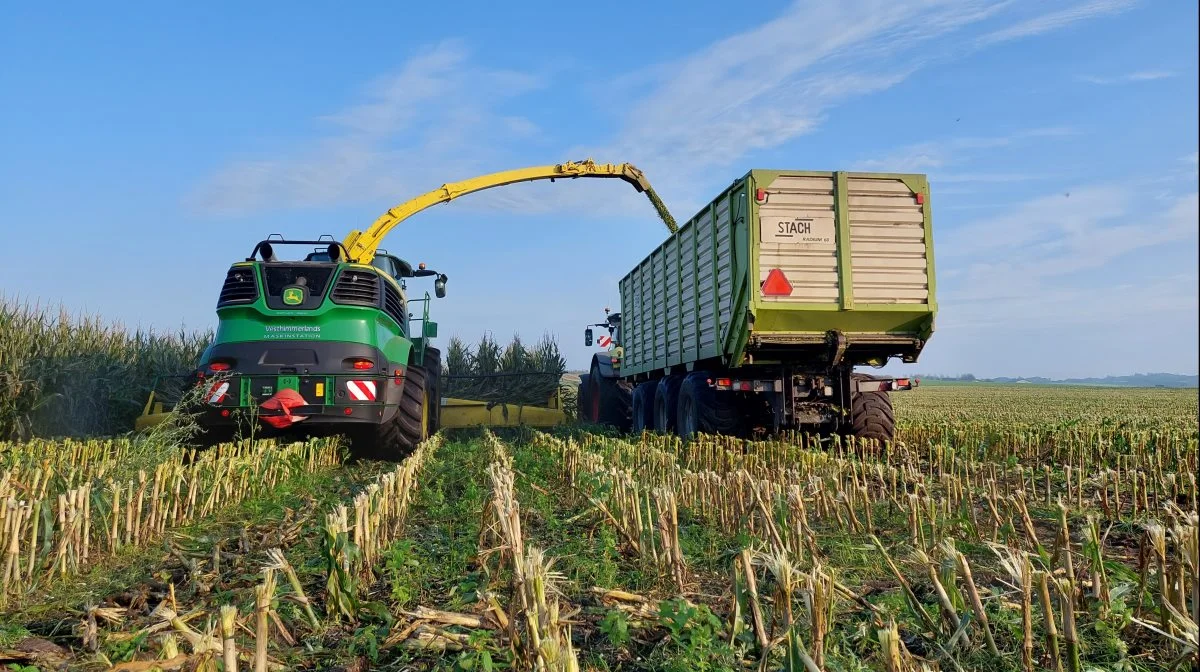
<box><xmin>0</xmin><ymin>384</ymin><xmax>1194</xmax><ymax>671</ymax></box>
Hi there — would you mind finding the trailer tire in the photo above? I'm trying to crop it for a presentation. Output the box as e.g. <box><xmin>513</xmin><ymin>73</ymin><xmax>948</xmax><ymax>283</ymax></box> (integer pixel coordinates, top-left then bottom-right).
<box><xmin>849</xmin><ymin>373</ymin><xmax>895</xmax><ymax>445</ymax></box>
<box><xmin>653</xmin><ymin>375</ymin><xmax>682</xmax><ymax>433</ymax></box>
<box><xmin>631</xmin><ymin>382</ymin><xmax>655</xmax><ymax>434</ymax></box>
<box><xmin>676</xmin><ymin>373</ymin><xmax>741</xmax><ymax>440</ymax></box>
<box><xmin>588</xmin><ymin>359</ymin><xmax>632</xmax><ymax>431</ymax></box>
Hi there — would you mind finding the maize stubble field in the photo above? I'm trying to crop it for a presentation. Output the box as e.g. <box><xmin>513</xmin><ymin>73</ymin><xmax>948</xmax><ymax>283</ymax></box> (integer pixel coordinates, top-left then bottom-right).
<box><xmin>0</xmin><ymin>302</ymin><xmax>1197</xmax><ymax>671</ymax></box>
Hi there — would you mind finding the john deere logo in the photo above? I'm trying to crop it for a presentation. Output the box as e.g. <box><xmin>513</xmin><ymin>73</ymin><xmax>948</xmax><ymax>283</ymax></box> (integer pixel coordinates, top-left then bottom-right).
<box><xmin>282</xmin><ymin>287</ymin><xmax>305</xmax><ymax>306</ymax></box>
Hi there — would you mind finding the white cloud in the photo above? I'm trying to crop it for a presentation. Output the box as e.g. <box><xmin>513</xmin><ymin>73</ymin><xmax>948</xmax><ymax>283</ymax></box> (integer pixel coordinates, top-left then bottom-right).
<box><xmin>975</xmin><ymin>0</ymin><xmax>1138</xmax><ymax>46</ymax></box>
<box><xmin>936</xmin><ymin>173</ymin><xmax>1055</xmax><ymax>184</ymax></box>
<box><xmin>851</xmin><ymin>127</ymin><xmax>1077</xmax><ymax>190</ymax></box>
<box><xmin>1077</xmin><ymin>70</ymin><xmax>1175</xmax><ymax>85</ymax></box>
<box><xmin>187</xmin><ymin>39</ymin><xmax>546</xmax><ymax>215</ymax></box>
<box><xmin>189</xmin><ymin>0</ymin><xmax>1138</xmax><ymax>222</ymax></box>
<box><xmin>935</xmin><ymin>185</ymin><xmax>1199</xmax><ymax>330</ymax></box>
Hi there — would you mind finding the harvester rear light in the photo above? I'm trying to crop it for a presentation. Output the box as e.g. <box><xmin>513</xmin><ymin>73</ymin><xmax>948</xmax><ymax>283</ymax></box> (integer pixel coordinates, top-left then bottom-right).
<box><xmin>761</xmin><ymin>268</ymin><xmax>793</xmax><ymax>297</ymax></box>
<box><xmin>351</xmin><ymin>358</ymin><xmax>374</xmax><ymax>370</ymax></box>
<box><xmin>208</xmin><ymin>362</ymin><xmax>232</xmax><ymax>372</ymax></box>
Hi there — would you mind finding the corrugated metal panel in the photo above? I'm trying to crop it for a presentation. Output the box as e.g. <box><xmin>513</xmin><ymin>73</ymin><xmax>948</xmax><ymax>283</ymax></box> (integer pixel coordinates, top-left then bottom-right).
<box><xmin>664</xmin><ymin>236</ymin><xmax>680</xmax><ymax>365</ymax></box>
<box><xmin>618</xmin><ymin>276</ymin><xmax>631</xmax><ymax>367</ymax></box>
<box><xmin>757</xmin><ymin>175</ymin><xmax>839</xmax><ymax>304</ymax></box>
<box><xmin>696</xmin><ymin>208</ymin><xmax>717</xmax><ymax>356</ymax></box>
<box><xmin>847</xmin><ymin>177</ymin><xmax>928</xmax><ymax>304</ymax></box>
<box><xmin>620</xmin><ymin>267</ymin><xmax>635</xmax><ymax>369</ymax></box>
<box><xmin>679</xmin><ymin>224</ymin><xmax>697</xmax><ymax>362</ymax></box>
<box><xmin>651</xmin><ymin>246</ymin><xmax>665</xmax><ymax>365</ymax></box>
<box><xmin>628</xmin><ymin>266</ymin><xmax>638</xmax><ymax>369</ymax></box>
<box><xmin>715</xmin><ymin>195</ymin><xmax>735</xmax><ymax>348</ymax></box>
<box><xmin>635</xmin><ymin>259</ymin><xmax>648</xmax><ymax>368</ymax></box>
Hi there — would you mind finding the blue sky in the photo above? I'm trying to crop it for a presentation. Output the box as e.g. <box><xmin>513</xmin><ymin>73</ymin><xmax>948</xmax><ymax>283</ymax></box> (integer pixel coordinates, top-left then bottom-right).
<box><xmin>1</xmin><ymin>0</ymin><xmax>1196</xmax><ymax>378</ymax></box>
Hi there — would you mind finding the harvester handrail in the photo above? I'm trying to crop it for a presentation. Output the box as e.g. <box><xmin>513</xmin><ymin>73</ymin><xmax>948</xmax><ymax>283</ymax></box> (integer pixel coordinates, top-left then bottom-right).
<box><xmin>341</xmin><ymin>159</ymin><xmax>678</xmax><ymax>264</ymax></box>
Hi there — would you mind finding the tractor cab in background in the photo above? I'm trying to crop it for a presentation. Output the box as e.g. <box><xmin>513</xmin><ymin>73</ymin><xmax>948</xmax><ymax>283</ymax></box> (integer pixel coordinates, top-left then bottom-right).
<box><xmin>584</xmin><ymin>308</ymin><xmax>621</xmax><ymax>351</ymax></box>
<box><xmin>578</xmin><ymin>308</ymin><xmax>632</xmax><ymax>427</ymax></box>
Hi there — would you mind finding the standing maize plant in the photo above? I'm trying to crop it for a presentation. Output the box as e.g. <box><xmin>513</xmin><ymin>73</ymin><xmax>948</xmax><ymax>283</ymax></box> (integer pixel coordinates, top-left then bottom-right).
<box><xmin>442</xmin><ymin>333</ymin><xmax>567</xmax><ymax>406</ymax></box>
<box><xmin>0</xmin><ymin>298</ymin><xmax>209</xmax><ymax>441</ymax></box>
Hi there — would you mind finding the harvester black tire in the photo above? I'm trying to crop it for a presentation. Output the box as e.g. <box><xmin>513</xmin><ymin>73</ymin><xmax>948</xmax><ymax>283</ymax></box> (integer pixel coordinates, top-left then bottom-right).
<box><xmin>631</xmin><ymin>382</ymin><xmax>656</xmax><ymax>434</ymax></box>
<box><xmin>849</xmin><ymin>372</ymin><xmax>895</xmax><ymax>445</ymax></box>
<box><xmin>653</xmin><ymin>375</ymin><xmax>682</xmax><ymax>433</ymax></box>
<box><xmin>424</xmin><ymin>347</ymin><xmax>442</xmax><ymax>433</ymax></box>
<box><xmin>676</xmin><ymin>373</ymin><xmax>741</xmax><ymax>440</ymax></box>
<box><xmin>395</xmin><ymin>365</ymin><xmax>431</xmax><ymax>448</ymax></box>
<box><xmin>354</xmin><ymin>363</ymin><xmax>430</xmax><ymax>461</ymax></box>
<box><xmin>588</xmin><ymin>359</ymin><xmax>632</xmax><ymax>431</ymax></box>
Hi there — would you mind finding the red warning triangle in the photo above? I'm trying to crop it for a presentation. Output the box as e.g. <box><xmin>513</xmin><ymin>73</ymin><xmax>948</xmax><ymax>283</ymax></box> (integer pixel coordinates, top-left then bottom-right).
<box><xmin>761</xmin><ymin>268</ymin><xmax>793</xmax><ymax>296</ymax></box>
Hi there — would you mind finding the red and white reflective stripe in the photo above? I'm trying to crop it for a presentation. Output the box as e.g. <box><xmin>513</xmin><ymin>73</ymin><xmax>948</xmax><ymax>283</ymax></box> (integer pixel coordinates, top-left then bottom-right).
<box><xmin>207</xmin><ymin>381</ymin><xmax>230</xmax><ymax>404</ymax></box>
<box><xmin>597</xmin><ymin>335</ymin><xmax>612</xmax><ymax>347</ymax></box>
<box><xmin>345</xmin><ymin>380</ymin><xmax>377</xmax><ymax>401</ymax></box>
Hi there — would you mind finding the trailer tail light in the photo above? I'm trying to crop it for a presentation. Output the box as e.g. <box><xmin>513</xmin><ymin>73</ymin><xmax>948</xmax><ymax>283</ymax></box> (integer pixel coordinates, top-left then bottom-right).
<box><xmin>755</xmin><ymin>188</ymin><xmax>767</xmax><ymax>203</ymax></box>
<box><xmin>914</xmin><ymin>192</ymin><xmax>925</xmax><ymax>205</ymax></box>
<box><xmin>715</xmin><ymin>378</ymin><xmax>732</xmax><ymax>390</ymax></box>
<box><xmin>761</xmin><ymin>268</ymin><xmax>793</xmax><ymax>297</ymax></box>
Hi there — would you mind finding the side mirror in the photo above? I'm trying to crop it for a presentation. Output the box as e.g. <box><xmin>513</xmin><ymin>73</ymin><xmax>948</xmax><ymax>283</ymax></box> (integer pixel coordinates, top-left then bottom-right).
<box><xmin>434</xmin><ymin>274</ymin><xmax>447</xmax><ymax>298</ymax></box>
<box><xmin>424</xmin><ymin>320</ymin><xmax>438</xmax><ymax>338</ymax></box>
<box><xmin>584</xmin><ymin>327</ymin><xmax>593</xmax><ymax>347</ymax></box>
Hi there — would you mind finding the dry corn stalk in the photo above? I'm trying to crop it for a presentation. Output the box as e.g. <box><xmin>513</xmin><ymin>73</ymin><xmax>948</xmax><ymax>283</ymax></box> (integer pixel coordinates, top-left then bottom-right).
<box><xmin>220</xmin><ymin>604</ymin><xmax>239</xmax><ymax>672</ymax></box>
<box><xmin>254</xmin><ymin>569</ymin><xmax>277</xmax><ymax>672</ymax></box>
